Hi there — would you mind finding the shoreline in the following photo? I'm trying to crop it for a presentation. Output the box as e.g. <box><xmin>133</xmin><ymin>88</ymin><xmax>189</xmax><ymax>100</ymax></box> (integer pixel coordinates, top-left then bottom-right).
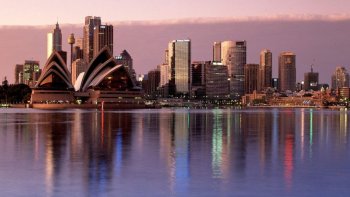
<box><xmin>1</xmin><ymin>103</ymin><xmax>348</xmax><ymax>110</ymax></box>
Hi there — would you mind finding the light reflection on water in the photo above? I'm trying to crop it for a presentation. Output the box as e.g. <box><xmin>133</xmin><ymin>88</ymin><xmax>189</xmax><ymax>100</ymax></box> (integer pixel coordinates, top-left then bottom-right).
<box><xmin>0</xmin><ymin>108</ymin><xmax>349</xmax><ymax>196</ymax></box>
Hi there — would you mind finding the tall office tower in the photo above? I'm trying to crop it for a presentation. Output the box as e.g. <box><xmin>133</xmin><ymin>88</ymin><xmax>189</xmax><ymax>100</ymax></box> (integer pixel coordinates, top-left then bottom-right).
<box><xmin>159</xmin><ymin>63</ymin><xmax>170</xmax><ymax>87</ymax></box>
<box><xmin>213</xmin><ymin>42</ymin><xmax>221</xmax><ymax>62</ymax></box>
<box><xmin>278</xmin><ymin>52</ymin><xmax>296</xmax><ymax>92</ymax></box>
<box><xmin>168</xmin><ymin>40</ymin><xmax>191</xmax><ymax>96</ymax></box>
<box><xmin>164</xmin><ymin>49</ymin><xmax>169</xmax><ymax>64</ymax></box>
<box><xmin>23</xmin><ymin>60</ymin><xmax>41</xmax><ymax>87</ymax></box>
<box><xmin>143</xmin><ymin>69</ymin><xmax>160</xmax><ymax>97</ymax></box>
<box><xmin>191</xmin><ymin>61</ymin><xmax>207</xmax><ymax>87</ymax></box>
<box><xmin>217</xmin><ymin>40</ymin><xmax>246</xmax><ymax>97</ymax></box>
<box><xmin>304</xmin><ymin>66</ymin><xmax>319</xmax><ymax>91</ymax></box>
<box><xmin>331</xmin><ymin>66</ymin><xmax>350</xmax><ymax>90</ymax></box>
<box><xmin>191</xmin><ymin>61</ymin><xmax>208</xmax><ymax>98</ymax></box>
<box><xmin>14</xmin><ymin>64</ymin><xmax>24</xmax><ymax>84</ymax></box>
<box><xmin>47</xmin><ymin>22</ymin><xmax>62</xmax><ymax>58</ymax></box>
<box><xmin>83</xmin><ymin>16</ymin><xmax>101</xmax><ymax>63</ymax></box>
<box><xmin>72</xmin><ymin>38</ymin><xmax>84</xmax><ymax>62</ymax></box>
<box><xmin>115</xmin><ymin>50</ymin><xmax>136</xmax><ymax>82</ymax></box>
<box><xmin>244</xmin><ymin>64</ymin><xmax>259</xmax><ymax>94</ymax></box>
<box><xmin>258</xmin><ymin>49</ymin><xmax>272</xmax><ymax>91</ymax></box>
<box><xmin>205</xmin><ymin>62</ymin><xmax>229</xmax><ymax>99</ymax></box>
<box><xmin>93</xmin><ymin>25</ymin><xmax>113</xmax><ymax>57</ymax></box>
<box><xmin>71</xmin><ymin>59</ymin><xmax>88</xmax><ymax>86</ymax></box>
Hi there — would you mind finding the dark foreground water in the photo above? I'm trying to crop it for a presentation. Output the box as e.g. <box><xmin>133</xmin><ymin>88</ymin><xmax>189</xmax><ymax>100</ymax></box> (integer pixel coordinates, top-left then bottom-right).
<box><xmin>0</xmin><ymin>108</ymin><xmax>349</xmax><ymax>196</ymax></box>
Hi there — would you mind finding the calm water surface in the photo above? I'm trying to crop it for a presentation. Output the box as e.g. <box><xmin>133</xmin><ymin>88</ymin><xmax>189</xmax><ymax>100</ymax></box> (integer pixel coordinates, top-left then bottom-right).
<box><xmin>0</xmin><ymin>108</ymin><xmax>349</xmax><ymax>196</ymax></box>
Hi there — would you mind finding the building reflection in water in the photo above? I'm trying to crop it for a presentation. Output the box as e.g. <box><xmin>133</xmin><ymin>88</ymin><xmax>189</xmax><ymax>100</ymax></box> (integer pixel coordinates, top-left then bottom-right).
<box><xmin>4</xmin><ymin>108</ymin><xmax>350</xmax><ymax>196</ymax></box>
<box><xmin>173</xmin><ymin>110</ymin><xmax>190</xmax><ymax>193</ymax></box>
<box><xmin>212</xmin><ymin>109</ymin><xmax>224</xmax><ymax>179</ymax></box>
<box><xmin>279</xmin><ymin>109</ymin><xmax>295</xmax><ymax>190</ymax></box>
<box><xmin>340</xmin><ymin>109</ymin><xmax>348</xmax><ymax>144</ymax></box>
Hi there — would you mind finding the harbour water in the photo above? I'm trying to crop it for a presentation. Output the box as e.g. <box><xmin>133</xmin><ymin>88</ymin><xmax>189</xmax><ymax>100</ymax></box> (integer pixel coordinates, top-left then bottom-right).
<box><xmin>0</xmin><ymin>108</ymin><xmax>349</xmax><ymax>196</ymax></box>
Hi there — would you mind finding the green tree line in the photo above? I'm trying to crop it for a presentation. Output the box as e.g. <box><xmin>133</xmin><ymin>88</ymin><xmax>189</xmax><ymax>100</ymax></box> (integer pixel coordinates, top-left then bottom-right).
<box><xmin>0</xmin><ymin>80</ymin><xmax>32</xmax><ymax>103</ymax></box>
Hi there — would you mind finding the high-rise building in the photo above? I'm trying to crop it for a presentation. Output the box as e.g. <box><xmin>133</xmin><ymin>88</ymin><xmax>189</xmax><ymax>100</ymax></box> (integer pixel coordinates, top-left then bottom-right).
<box><xmin>72</xmin><ymin>37</ymin><xmax>84</xmax><ymax>62</ymax></box>
<box><xmin>278</xmin><ymin>52</ymin><xmax>296</xmax><ymax>92</ymax></box>
<box><xmin>304</xmin><ymin>66</ymin><xmax>319</xmax><ymax>91</ymax></box>
<box><xmin>168</xmin><ymin>40</ymin><xmax>191</xmax><ymax>96</ymax></box>
<box><xmin>213</xmin><ymin>42</ymin><xmax>221</xmax><ymax>62</ymax></box>
<box><xmin>116</xmin><ymin>50</ymin><xmax>133</xmax><ymax>75</ymax></box>
<box><xmin>159</xmin><ymin>63</ymin><xmax>170</xmax><ymax>87</ymax></box>
<box><xmin>71</xmin><ymin>59</ymin><xmax>88</xmax><ymax>86</ymax></box>
<box><xmin>47</xmin><ymin>22</ymin><xmax>62</xmax><ymax>58</ymax></box>
<box><xmin>220</xmin><ymin>40</ymin><xmax>246</xmax><ymax>97</ymax></box>
<box><xmin>191</xmin><ymin>61</ymin><xmax>208</xmax><ymax>98</ymax></box>
<box><xmin>258</xmin><ymin>49</ymin><xmax>272</xmax><ymax>91</ymax></box>
<box><xmin>83</xmin><ymin>16</ymin><xmax>101</xmax><ymax>63</ymax></box>
<box><xmin>14</xmin><ymin>64</ymin><xmax>24</xmax><ymax>84</ymax></box>
<box><xmin>143</xmin><ymin>69</ymin><xmax>160</xmax><ymax>97</ymax></box>
<box><xmin>331</xmin><ymin>66</ymin><xmax>350</xmax><ymax>90</ymax></box>
<box><xmin>93</xmin><ymin>25</ymin><xmax>113</xmax><ymax>57</ymax></box>
<box><xmin>205</xmin><ymin>62</ymin><xmax>229</xmax><ymax>99</ymax></box>
<box><xmin>244</xmin><ymin>64</ymin><xmax>259</xmax><ymax>94</ymax></box>
<box><xmin>23</xmin><ymin>60</ymin><xmax>41</xmax><ymax>87</ymax></box>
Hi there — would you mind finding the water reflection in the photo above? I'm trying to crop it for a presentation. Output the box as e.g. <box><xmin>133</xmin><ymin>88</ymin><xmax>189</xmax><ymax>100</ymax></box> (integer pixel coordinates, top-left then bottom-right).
<box><xmin>0</xmin><ymin>108</ymin><xmax>349</xmax><ymax>196</ymax></box>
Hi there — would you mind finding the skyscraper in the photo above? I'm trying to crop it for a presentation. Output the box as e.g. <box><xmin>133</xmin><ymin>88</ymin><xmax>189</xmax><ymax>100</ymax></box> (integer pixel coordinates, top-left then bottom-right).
<box><xmin>168</xmin><ymin>40</ymin><xmax>191</xmax><ymax>96</ymax></box>
<box><xmin>14</xmin><ymin>64</ymin><xmax>24</xmax><ymax>84</ymax></box>
<box><xmin>216</xmin><ymin>40</ymin><xmax>246</xmax><ymax>97</ymax></box>
<box><xmin>191</xmin><ymin>61</ymin><xmax>208</xmax><ymax>98</ymax></box>
<box><xmin>47</xmin><ymin>22</ymin><xmax>62</xmax><ymax>58</ymax></box>
<box><xmin>23</xmin><ymin>60</ymin><xmax>41</xmax><ymax>87</ymax></box>
<box><xmin>72</xmin><ymin>37</ymin><xmax>84</xmax><ymax>62</ymax></box>
<box><xmin>115</xmin><ymin>50</ymin><xmax>134</xmax><ymax>79</ymax></box>
<box><xmin>71</xmin><ymin>59</ymin><xmax>88</xmax><ymax>86</ymax></box>
<box><xmin>206</xmin><ymin>62</ymin><xmax>229</xmax><ymax>99</ymax></box>
<box><xmin>258</xmin><ymin>49</ymin><xmax>272</xmax><ymax>91</ymax></box>
<box><xmin>244</xmin><ymin>64</ymin><xmax>259</xmax><ymax>94</ymax></box>
<box><xmin>304</xmin><ymin>66</ymin><xmax>319</xmax><ymax>91</ymax></box>
<box><xmin>83</xmin><ymin>16</ymin><xmax>101</xmax><ymax>63</ymax></box>
<box><xmin>93</xmin><ymin>25</ymin><xmax>113</xmax><ymax>57</ymax></box>
<box><xmin>278</xmin><ymin>52</ymin><xmax>296</xmax><ymax>92</ymax></box>
<box><xmin>213</xmin><ymin>42</ymin><xmax>221</xmax><ymax>62</ymax></box>
<box><xmin>331</xmin><ymin>66</ymin><xmax>349</xmax><ymax>90</ymax></box>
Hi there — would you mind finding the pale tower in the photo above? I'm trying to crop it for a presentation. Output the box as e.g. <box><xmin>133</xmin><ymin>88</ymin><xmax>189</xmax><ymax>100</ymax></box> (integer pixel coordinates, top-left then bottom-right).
<box><xmin>68</xmin><ymin>33</ymin><xmax>75</xmax><ymax>72</ymax></box>
<box><xmin>47</xmin><ymin>22</ymin><xmax>62</xmax><ymax>58</ymax></box>
<box><xmin>168</xmin><ymin>39</ymin><xmax>191</xmax><ymax>96</ymax></box>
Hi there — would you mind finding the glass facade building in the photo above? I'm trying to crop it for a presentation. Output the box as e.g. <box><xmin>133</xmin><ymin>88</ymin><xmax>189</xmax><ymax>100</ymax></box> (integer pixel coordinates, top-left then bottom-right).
<box><xmin>83</xmin><ymin>16</ymin><xmax>101</xmax><ymax>63</ymax></box>
<box><xmin>278</xmin><ymin>52</ymin><xmax>296</xmax><ymax>92</ymax></box>
<box><xmin>331</xmin><ymin>66</ymin><xmax>350</xmax><ymax>90</ymax></box>
<box><xmin>219</xmin><ymin>40</ymin><xmax>246</xmax><ymax>98</ymax></box>
<box><xmin>168</xmin><ymin>40</ymin><xmax>191</xmax><ymax>96</ymax></box>
<box><xmin>259</xmin><ymin>49</ymin><xmax>272</xmax><ymax>91</ymax></box>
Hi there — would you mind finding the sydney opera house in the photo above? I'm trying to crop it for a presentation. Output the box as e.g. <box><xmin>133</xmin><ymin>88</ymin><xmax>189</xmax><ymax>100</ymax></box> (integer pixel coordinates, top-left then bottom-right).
<box><xmin>30</xmin><ymin>47</ymin><xmax>145</xmax><ymax>109</ymax></box>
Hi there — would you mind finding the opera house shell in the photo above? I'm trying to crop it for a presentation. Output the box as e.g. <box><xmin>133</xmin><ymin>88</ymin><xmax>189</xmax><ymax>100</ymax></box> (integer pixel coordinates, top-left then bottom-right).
<box><xmin>31</xmin><ymin>47</ymin><xmax>144</xmax><ymax>108</ymax></box>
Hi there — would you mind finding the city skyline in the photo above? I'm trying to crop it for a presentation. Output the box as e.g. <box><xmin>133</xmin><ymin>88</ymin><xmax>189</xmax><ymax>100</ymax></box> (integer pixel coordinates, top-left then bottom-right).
<box><xmin>2</xmin><ymin>18</ymin><xmax>350</xmax><ymax>85</ymax></box>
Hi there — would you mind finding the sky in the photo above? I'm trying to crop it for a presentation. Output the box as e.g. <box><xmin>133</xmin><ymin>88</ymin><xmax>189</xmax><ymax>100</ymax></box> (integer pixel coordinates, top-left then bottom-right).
<box><xmin>1</xmin><ymin>0</ymin><xmax>350</xmax><ymax>25</ymax></box>
<box><xmin>0</xmin><ymin>0</ymin><xmax>350</xmax><ymax>84</ymax></box>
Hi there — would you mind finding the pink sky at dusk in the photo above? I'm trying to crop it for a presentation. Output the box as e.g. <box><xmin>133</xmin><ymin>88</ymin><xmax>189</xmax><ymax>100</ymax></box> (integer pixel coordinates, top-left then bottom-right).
<box><xmin>0</xmin><ymin>0</ymin><xmax>350</xmax><ymax>25</ymax></box>
<box><xmin>0</xmin><ymin>0</ymin><xmax>349</xmax><ymax>85</ymax></box>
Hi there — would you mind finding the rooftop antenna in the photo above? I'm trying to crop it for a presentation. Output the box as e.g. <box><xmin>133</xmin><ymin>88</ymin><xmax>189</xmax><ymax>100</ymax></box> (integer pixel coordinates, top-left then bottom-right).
<box><xmin>310</xmin><ymin>58</ymin><xmax>316</xmax><ymax>73</ymax></box>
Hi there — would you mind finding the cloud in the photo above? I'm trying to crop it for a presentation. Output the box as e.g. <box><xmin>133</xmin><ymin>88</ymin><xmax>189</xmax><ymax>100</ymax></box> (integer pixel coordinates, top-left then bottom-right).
<box><xmin>108</xmin><ymin>14</ymin><xmax>350</xmax><ymax>26</ymax></box>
